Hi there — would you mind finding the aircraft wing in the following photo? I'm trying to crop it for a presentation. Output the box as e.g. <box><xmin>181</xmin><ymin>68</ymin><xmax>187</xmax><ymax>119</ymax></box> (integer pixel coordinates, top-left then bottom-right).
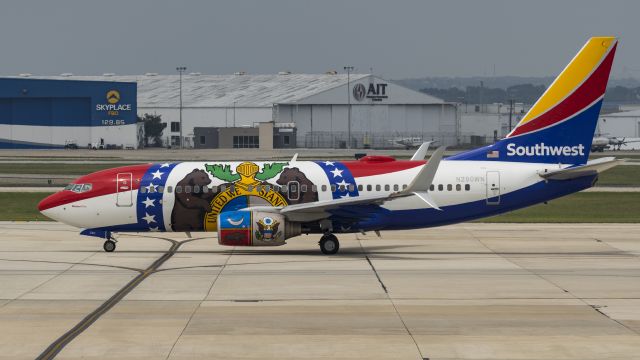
<box><xmin>538</xmin><ymin>157</ymin><xmax>623</xmax><ymax>180</ymax></box>
<box><xmin>245</xmin><ymin>146</ymin><xmax>447</xmax><ymax>223</ymax></box>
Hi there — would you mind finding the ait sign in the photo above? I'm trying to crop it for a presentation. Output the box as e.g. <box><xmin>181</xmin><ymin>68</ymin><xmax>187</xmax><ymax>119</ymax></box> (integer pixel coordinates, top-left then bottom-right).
<box><xmin>353</xmin><ymin>82</ymin><xmax>388</xmax><ymax>102</ymax></box>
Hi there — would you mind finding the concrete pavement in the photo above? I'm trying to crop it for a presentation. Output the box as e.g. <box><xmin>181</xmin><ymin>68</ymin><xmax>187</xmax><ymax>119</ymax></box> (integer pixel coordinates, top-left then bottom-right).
<box><xmin>0</xmin><ymin>222</ymin><xmax>639</xmax><ymax>359</ymax></box>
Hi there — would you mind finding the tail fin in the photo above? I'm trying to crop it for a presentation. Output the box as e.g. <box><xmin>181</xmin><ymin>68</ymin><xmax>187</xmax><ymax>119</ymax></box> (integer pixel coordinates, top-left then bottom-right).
<box><xmin>450</xmin><ymin>37</ymin><xmax>618</xmax><ymax>164</ymax></box>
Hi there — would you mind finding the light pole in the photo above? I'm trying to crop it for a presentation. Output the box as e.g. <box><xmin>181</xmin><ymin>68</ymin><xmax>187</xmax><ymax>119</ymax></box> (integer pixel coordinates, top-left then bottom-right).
<box><xmin>176</xmin><ymin>66</ymin><xmax>187</xmax><ymax>148</ymax></box>
<box><xmin>343</xmin><ymin>66</ymin><xmax>354</xmax><ymax>149</ymax></box>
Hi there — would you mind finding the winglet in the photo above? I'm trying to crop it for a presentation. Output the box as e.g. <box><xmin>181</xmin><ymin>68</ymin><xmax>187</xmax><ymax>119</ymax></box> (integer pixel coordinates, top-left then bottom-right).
<box><xmin>405</xmin><ymin>146</ymin><xmax>446</xmax><ymax>192</ymax></box>
<box><xmin>411</xmin><ymin>142</ymin><xmax>432</xmax><ymax>160</ymax></box>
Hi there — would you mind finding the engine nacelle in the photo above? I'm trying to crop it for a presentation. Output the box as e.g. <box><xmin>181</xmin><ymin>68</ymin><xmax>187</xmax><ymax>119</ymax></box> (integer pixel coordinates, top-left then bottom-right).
<box><xmin>217</xmin><ymin>210</ymin><xmax>301</xmax><ymax>246</ymax></box>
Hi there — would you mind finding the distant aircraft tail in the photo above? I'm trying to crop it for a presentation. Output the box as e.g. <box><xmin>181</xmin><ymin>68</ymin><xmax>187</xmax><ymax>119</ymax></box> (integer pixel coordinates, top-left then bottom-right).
<box><xmin>450</xmin><ymin>37</ymin><xmax>618</xmax><ymax>165</ymax></box>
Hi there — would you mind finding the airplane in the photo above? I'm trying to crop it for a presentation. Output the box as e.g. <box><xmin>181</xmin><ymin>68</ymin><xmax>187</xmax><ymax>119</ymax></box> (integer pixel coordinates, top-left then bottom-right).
<box><xmin>386</xmin><ymin>136</ymin><xmax>427</xmax><ymax>149</ymax></box>
<box><xmin>592</xmin><ymin>135</ymin><xmax>640</xmax><ymax>152</ymax></box>
<box><xmin>39</xmin><ymin>37</ymin><xmax>622</xmax><ymax>255</ymax></box>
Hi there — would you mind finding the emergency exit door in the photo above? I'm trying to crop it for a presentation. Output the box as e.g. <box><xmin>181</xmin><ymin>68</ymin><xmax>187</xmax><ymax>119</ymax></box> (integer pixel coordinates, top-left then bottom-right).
<box><xmin>116</xmin><ymin>173</ymin><xmax>133</xmax><ymax>207</ymax></box>
<box><xmin>486</xmin><ymin>171</ymin><xmax>501</xmax><ymax>205</ymax></box>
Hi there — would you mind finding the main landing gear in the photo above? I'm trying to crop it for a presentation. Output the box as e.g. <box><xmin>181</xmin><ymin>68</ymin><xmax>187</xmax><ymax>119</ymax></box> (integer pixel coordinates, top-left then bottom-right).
<box><xmin>319</xmin><ymin>233</ymin><xmax>339</xmax><ymax>255</ymax></box>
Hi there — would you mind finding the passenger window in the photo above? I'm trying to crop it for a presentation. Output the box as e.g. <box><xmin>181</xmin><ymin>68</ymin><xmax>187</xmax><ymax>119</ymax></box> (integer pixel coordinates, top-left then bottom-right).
<box><xmin>211</xmin><ymin>186</ymin><xmax>218</xmax><ymax>193</ymax></box>
<box><xmin>376</xmin><ymin>184</ymin><xmax>381</xmax><ymax>191</ymax></box>
<box><xmin>184</xmin><ymin>185</ymin><xmax>192</xmax><ymax>193</ymax></box>
<box><xmin>193</xmin><ymin>185</ymin><xmax>200</xmax><ymax>193</ymax></box>
<box><xmin>366</xmin><ymin>184</ymin><xmax>372</xmax><ymax>191</ymax></box>
<box><xmin>456</xmin><ymin>184</ymin><xmax>461</xmax><ymax>191</ymax></box>
<box><xmin>82</xmin><ymin>184</ymin><xmax>92</xmax><ymax>192</ymax></box>
<box><xmin>384</xmin><ymin>184</ymin><xmax>390</xmax><ymax>191</ymax></box>
<box><xmin>175</xmin><ymin>186</ymin><xmax>182</xmax><ymax>194</ymax></box>
<box><xmin>402</xmin><ymin>184</ymin><xmax>407</xmax><ymax>190</ymax></box>
<box><xmin>247</xmin><ymin>185</ymin><xmax>254</xmax><ymax>192</ymax></box>
<box><xmin>167</xmin><ymin>186</ymin><xmax>173</xmax><ymax>193</ymax></box>
<box><xmin>321</xmin><ymin>185</ymin><xmax>327</xmax><ymax>192</ymax></box>
<box><xmin>430</xmin><ymin>184</ymin><xmax>434</xmax><ymax>191</ymax></box>
<box><xmin>311</xmin><ymin>184</ymin><xmax>317</xmax><ymax>192</ymax></box>
<box><xmin>465</xmin><ymin>184</ymin><xmax>471</xmax><ymax>191</ymax></box>
<box><xmin>301</xmin><ymin>184</ymin><xmax>307</xmax><ymax>193</ymax></box>
<box><xmin>149</xmin><ymin>186</ymin><xmax>156</xmax><ymax>193</ymax></box>
<box><xmin>438</xmin><ymin>184</ymin><xmax>443</xmax><ymax>191</ymax></box>
<box><xmin>219</xmin><ymin>185</ymin><xmax>226</xmax><ymax>192</ymax></box>
<box><xmin>447</xmin><ymin>184</ymin><xmax>453</xmax><ymax>191</ymax></box>
<box><xmin>281</xmin><ymin>185</ymin><xmax>288</xmax><ymax>193</ymax></box>
<box><xmin>348</xmin><ymin>184</ymin><xmax>355</xmax><ymax>192</ymax></box>
<box><xmin>357</xmin><ymin>185</ymin><xmax>363</xmax><ymax>191</ymax></box>
<box><xmin>331</xmin><ymin>184</ymin><xmax>337</xmax><ymax>192</ymax></box>
<box><xmin>339</xmin><ymin>185</ymin><xmax>345</xmax><ymax>191</ymax></box>
<box><xmin>140</xmin><ymin>186</ymin><xmax>147</xmax><ymax>194</ymax></box>
<box><xmin>393</xmin><ymin>184</ymin><xmax>399</xmax><ymax>191</ymax></box>
<box><xmin>264</xmin><ymin>185</ymin><xmax>271</xmax><ymax>192</ymax></box>
<box><xmin>73</xmin><ymin>184</ymin><xmax>83</xmax><ymax>192</ymax></box>
<box><xmin>157</xmin><ymin>186</ymin><xmax>164</xmax><ymax>193</ymax></box>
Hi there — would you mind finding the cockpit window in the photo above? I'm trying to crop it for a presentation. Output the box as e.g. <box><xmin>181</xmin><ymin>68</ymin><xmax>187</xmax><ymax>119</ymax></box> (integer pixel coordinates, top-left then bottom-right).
<box><xmin>65</xmin><ymin>183</ymin><xmax>93</xmax><ymax>193</ymax></box>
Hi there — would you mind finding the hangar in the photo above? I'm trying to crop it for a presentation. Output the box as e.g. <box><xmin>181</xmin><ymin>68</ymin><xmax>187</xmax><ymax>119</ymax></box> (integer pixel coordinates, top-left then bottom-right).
<box><xmin>32</xmin><ymin>73</ymin><xmax>458</xmax><ymax>149</ymax></box>
<box><xmin>0</xmin><ymin>77</ymin><xmax>138</xmax><ymax>149</ymax></box>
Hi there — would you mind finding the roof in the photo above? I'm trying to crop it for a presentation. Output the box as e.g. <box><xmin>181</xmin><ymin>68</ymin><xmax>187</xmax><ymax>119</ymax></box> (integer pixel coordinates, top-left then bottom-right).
<box><xmin>12</xmin><ymin>74</ymin><xmax>376</xmax><ymax>108</ymax></box>
<box><xmin>12</xmin><ymin>73</ymin><xmax>445</xmax><ymax>108</ymax></box>
<box><xmin>603</xmin><ymin>109</ymin><xmax>640</xmax><ymax>117</ymax></box>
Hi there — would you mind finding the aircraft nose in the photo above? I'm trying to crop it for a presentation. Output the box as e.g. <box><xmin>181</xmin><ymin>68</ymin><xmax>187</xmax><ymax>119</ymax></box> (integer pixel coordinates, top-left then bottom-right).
<box><xmin>38</xmin><ymin>192</ymin><xmax>69</xmax><ymax>222</ymax></box>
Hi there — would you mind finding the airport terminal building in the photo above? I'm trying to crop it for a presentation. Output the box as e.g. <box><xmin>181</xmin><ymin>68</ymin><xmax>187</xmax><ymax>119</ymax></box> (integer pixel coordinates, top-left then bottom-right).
<box><xmin>0</xmin><ymin>78</ymin><xmax>138</xmax><ymax>149</ymax></box>
<box><xmin>19</xmin><ymin>73</ymin><xmax>458</xmax><ymax>149</ymax></box>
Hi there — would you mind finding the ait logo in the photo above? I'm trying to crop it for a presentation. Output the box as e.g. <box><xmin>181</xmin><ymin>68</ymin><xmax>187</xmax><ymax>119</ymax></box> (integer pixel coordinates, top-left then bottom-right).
<box><xmin>255</xmin><ymin>216</ymin><xmax>281</xmax><ymax>241</ymax></box>
<box><xmin>353</xmin><ymin>83</ymin><xmax>366</xmax><ymax>101</ymax></box>
<box><xmin>203</xmin><ymin>162</ymin><xmax>289</xmax><ymax>231</ymax></box>
<box><xmin>106</xmin><ymin>90</ymin><xmax>120</xmax><ymax>104</ymax></box>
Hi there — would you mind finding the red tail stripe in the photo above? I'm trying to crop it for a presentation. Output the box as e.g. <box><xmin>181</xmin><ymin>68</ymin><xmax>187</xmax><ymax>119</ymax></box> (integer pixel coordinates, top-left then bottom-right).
<box><xmin>509</xmin><ymin>43</ymin><xmax>616</xmax><ymax>137</ymax></box>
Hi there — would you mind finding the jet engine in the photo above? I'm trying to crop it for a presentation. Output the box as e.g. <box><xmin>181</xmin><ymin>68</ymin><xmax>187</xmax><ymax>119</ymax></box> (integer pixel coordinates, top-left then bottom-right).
<box><xmin>217</xmin><ymin>210</ymin><xmax>301</xmax><ymax>246</ymax></box>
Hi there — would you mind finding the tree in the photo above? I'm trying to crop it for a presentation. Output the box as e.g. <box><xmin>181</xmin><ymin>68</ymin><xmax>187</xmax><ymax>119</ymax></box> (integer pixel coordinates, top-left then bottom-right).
<box><xmin>138</xmin><ymin>113</ymin><xmax>166</xmax><ymax>147</ymax></box>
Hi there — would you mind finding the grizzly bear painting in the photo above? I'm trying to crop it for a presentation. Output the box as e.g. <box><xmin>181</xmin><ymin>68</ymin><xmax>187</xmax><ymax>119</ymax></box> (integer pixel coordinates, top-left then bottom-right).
<box><xmin>171</xmin><ymin>169</ymin><xmax>215</xmax><ymax>231</ymax></box>
<box><xmin>276</xmin><ymin>167</ymin><xmax>318</xmax><ymax>204</ymax></box>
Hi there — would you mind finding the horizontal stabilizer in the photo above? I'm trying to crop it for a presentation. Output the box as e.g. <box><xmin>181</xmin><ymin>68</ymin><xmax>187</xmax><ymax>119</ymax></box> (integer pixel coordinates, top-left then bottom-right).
<box><xmin>538</xmin><ymin>157</ymin><xmax>623</xmax><ymax>180</ymax></box>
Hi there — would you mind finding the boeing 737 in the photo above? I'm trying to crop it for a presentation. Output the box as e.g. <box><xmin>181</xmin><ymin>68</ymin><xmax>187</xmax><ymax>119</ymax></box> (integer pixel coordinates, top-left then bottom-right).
<box><xmin>39</xmin><ymin>37</ymin><xmax>622</xmax><ymax>255</ymax></box>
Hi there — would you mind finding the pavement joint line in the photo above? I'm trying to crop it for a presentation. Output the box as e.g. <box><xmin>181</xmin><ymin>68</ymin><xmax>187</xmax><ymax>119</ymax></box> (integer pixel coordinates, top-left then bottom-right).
<box><xmin>165</xmin><ymin>243</ymin><xmax>235</xmax><ymax>360</ymax></box>
<box><xmin>35</xmin><ymin>235</ymin><xmax>184</xmax><ymax>360</ymax></box>
<box><xmin>466</xmin><ymin>227</ymin><xmax>640</xmax><ymax>336</ymax></box>
<box><xmin>358</xmin><ymin>238</ymin><xmax>425</xmax><ymax>360</ymax></box>
<box><xmin>9</xmin><ymin>251</ymin><xmax>97</xmax><ymax>308</ymax></box>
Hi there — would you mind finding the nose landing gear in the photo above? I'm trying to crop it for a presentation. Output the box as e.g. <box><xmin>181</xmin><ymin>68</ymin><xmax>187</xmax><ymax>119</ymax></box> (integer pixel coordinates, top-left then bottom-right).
<box><xmin>103</xmin><ymin>240</ymin><xmax>116</xmax><ymax>252</ymax></box>
<box><xmin>319</xmin><ymin>233</ymin><xmax>339</xmax><ymax>255</ymax></box>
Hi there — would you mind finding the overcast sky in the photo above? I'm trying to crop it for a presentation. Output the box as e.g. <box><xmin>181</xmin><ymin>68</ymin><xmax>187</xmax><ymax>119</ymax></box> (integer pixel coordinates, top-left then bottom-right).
<box><xmin>1</xmin><ymin>0</ymin><xmax>638</xmax><ymax>79</ymax></box>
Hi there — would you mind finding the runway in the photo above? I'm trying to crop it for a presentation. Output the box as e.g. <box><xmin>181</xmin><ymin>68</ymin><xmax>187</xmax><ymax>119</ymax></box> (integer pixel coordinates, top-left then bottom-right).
<box><xmin>0</xmin><ymin>222</ymin><xmax>639</xmax><ymax>359</ymax></box>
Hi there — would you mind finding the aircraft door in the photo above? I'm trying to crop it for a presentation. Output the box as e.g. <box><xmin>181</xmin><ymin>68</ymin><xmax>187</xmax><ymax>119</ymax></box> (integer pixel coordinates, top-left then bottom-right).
<box><xmin>287</xmin><ymin>181</ymin><xmax>300</xmax><ymax>201</ymax></box>
<box><xmin>116</xmin><ymin>173</ymin><xmax>133</xmax><ymax>207</ymax></box>
<box><xmin>486</xmin><ymin>171</ymin><xmax>500</xmax><ymax>205</ymax></box>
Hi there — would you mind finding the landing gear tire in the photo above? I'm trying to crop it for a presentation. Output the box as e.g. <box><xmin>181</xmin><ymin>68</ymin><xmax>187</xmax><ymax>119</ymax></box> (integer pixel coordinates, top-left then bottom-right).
<box><xmin>103</xmin><ymin>240</ymin><xmax>116</xmax><ymax>252</ymax></box>
<box><xmin>319</xmin><ymin>234</ymin><xmax>339</xmax><ymax>255</ymax></box>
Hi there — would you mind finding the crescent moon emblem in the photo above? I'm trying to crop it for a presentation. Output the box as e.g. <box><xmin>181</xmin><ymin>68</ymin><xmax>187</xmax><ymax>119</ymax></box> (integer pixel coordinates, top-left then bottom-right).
<box><xmin>227</xmin><ymin>216</ymin><xmax>244</xmax><ymax>226</ymax></box>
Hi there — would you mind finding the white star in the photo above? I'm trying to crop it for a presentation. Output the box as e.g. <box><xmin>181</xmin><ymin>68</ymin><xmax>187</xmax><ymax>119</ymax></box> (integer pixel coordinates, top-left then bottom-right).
<box><xmin>336</xmin><ymin>180</ymin><xmax>350</xmax><ymax>187</ymax></box>
<box><xmin>142</xmin><ymin>197</ymin><xmax>155</xmax><ymax>208</ymax></box>
<box><xmin>145</xmin><ymin>183</ymin><xmax>157</xmax><ymax>193</ymax></box>
<box><xmin>149</xmin><ymin>226</ymin><xmax>159</xmax><ymax>232</ymax></box>
<box><xmin>151</xmin><ymin>170</ymin><xmax>164</xmax><ymax>179</ymax></box>
<box><xmin>160</xmin><ymin>163</ymin><xmax>171</xmax><ymax>168</ymax></box>
<box><xmin>330</xmin><ymin>168</ymin><xmax>343</xmax><ymax>178</ymax></box>
<box><xmin>143</xmin><ymin>212</ymin><xmax>156</xmax><ymax>224</ymax></box>
<box><xmin>324</xmin><ymin>161</ymin><xmax>335</xmax><ymax>166</ymax></box>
